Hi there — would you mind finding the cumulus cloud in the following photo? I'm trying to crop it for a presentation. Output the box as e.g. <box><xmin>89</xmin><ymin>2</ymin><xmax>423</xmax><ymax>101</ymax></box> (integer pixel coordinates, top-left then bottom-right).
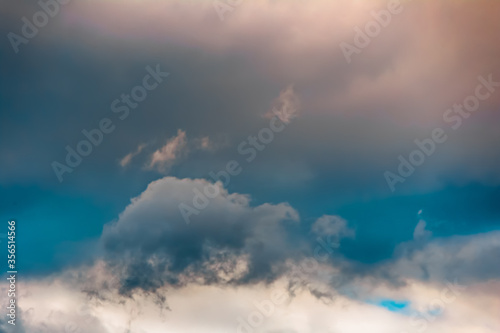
<box><xmin>2</xmin><ymin>174</ymin><xmax>500</xmax><ymax>332</ymax></box>
<box><xmin>93</xmin><ymin>174</ymin><xmax>500</xmax><ymax>298</ymax></box>
<box><xmin>100</xmin><ymin>176</ymin><xmax>303</xmax><ymax>294</ymax></box>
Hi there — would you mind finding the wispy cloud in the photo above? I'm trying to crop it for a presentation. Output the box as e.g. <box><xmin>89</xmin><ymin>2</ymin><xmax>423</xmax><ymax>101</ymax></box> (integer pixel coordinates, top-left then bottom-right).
<box><xmin>119</xmin><ymin>143</ymin><xmax>147</xmax><ymax>168</ymax></box>
<box><xmin>196</xmin><ymin>136</ymin><xmax>219</xmax><ymax>152</ymax></box>
<box><xmin>147</xmin><ymin>129</ymin><xmax>188</xmax><ymax>173</ymax></box>
<box><xmin>264</xmin><ymin>85</ymin><xmax>300</xmax><ymax>124</ymax></box>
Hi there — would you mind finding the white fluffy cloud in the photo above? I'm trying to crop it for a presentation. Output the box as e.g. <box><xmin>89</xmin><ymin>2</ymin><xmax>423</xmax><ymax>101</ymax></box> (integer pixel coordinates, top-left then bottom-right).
<box><xmin>4</xmin><ymin>266</ymin><xmax>499</xmax><ymax>333</ymax></box>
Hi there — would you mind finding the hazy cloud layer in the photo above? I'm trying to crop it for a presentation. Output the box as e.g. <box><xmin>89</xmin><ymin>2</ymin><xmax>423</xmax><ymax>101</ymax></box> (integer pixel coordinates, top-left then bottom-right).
<box><xmin>2</xmin><ymin>0</ymin><xmax>500</xmax><ymax>191</ymax></box>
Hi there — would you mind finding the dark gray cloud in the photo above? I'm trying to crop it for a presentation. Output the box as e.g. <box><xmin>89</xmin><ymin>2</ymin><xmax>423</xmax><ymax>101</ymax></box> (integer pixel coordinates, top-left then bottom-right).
<box><xmin>96</xmin><ymin>176</ymin><xmax>500</xmax><ymax>300</ymax></box>
<box><xmin>100</xmin><ymin>177</ymin><xmax>305</xmax><ymax>294</ymax></box>
<box><xmin>2</xmin><ymin>0</ymin><xmax>500</xmax><ymax>194</ymax></box>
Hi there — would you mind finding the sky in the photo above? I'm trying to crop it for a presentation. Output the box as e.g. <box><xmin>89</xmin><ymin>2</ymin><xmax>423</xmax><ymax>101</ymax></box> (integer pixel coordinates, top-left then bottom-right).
<box><xmin>0</xmin><ymin>0</ymin><xmax>500</xmax><ymax>332</ymax></box>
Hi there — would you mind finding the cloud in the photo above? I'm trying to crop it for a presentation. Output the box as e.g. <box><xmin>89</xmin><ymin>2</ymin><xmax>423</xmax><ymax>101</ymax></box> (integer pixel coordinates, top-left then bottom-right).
<box><xmin>193</xmin><ymin>135</ymin><xmax>228</xmax><ymax>153</ymax></box>
<box><xmin>144</xmin><ymin>131</ymin><xmax>224</xmax><ymax>174</ymax></box>
<box><xmin>119</xmin><ymin>143</ymin><xmax>147</xmax><ymax>167</ymax></box>
<box><xmin>93</xmin><ymin>174</ymin><xmax>500</xmax><ymax>301</ymax></box>
<box><xmin>93</xmin><ymin>174</ymin><xmax>500</xmax><ymax>298</ymax></box>
<box><xmin>311</xmin><ymin>215</ymin><xmax>355</xmax><ymax>239</ymax></box>
<box><xmin>390</xmin><ymin>230</ymin><xmax>500</xmax><ymax>284</ymax></box>
<box><xmin>147</xmin><ymin>130</ymin><xmax>188</xmax><ymax>173</ymax></box>
<box><xmin>100</xmin><ymin>176</ymin><xmax>302</xmax><ymax>294</ymax></box>
<box><xmin>198</xmin><ymin>136</ymin><xmax>213</xmax><ymax>151</ymax></box>
<box><xmin>3</xmin><ymin>174</ymin><xmax>500</xmax><ymax>332</ymax></box>
<box><xmin>2</xmin><ymin>0</ymin><xmax>500</xmax><ymax>193</ymax></box>
<box><xmin>413</xmin><ymin>219</ymin><xmax>432</xmax><ymax>240</ymax></box>
<box><xmin>264</xmin><ymin>85</ymin><xmax>300</xmax><ymax>124</ymax></box>
<box><xmin>1</xmin><ymin>1</ymin><xmax>500</xmax><ymax>330</ymax></box>
<box><xmin>5</xmin><ymin>267</ymin><xmax>500</xmax><ymax>333</ymax></box>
